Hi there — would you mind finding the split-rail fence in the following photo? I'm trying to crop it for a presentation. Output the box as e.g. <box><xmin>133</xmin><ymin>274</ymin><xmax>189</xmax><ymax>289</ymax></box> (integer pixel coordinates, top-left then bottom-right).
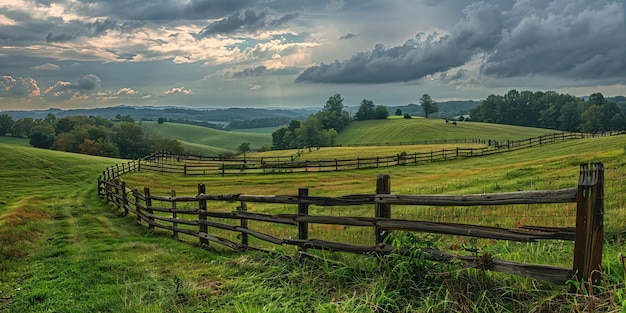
<box><xmin>98</xmin><ymin>159</ymin><xmax>604</xmax><ymax>286</ymax></box>
<box><xmin>139</xmin><ymin>132</ymin><xmax>617</xmax><ymax>175</ymax></box>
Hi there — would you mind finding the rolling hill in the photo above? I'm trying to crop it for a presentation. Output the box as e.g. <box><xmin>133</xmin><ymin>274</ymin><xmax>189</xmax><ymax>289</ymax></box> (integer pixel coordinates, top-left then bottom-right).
<box><xmin>336</xmin><ymin>118</ymin><xmax>560</xmax><ymax>146</ymax></box>
<box><xmin>141</xmin><ymin>121</ymin><xmax>272</xmax><ymax>156</ymax></box>
<box><xmin>140</xmin><ymin>117</ymin><xmax>567</xmax><ymax>156</ymax></box>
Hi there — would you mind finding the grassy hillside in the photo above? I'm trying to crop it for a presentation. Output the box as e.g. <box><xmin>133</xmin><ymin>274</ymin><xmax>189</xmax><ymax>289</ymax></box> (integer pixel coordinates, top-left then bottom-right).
<box><xmin>141</xmin><ymin>121</ymin><xmax>272</xmax><ymax>155</ymax></box>
<box><xmin>3</xmin><ymin>132</ymin><xmax>626</xmax><ymax>312</ymax></box>
<box><xmin>140</xmin><ymin>118</ymin><xmax>560</xmax><ymax>157</ymax></box>
<box><xmin>336</xmin><ymin>118</ymin><xmax>558</xmax><ymax>145</ymax></box>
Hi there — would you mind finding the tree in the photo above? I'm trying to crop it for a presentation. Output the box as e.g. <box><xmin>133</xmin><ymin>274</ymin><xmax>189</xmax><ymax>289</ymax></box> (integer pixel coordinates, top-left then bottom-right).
<box><xmin>12</xmin><ymin>117</ymin><xmax>35</xmax><ymax>137</ymax></box>
<box><xmin>374</xmin><ymin>105</ymin><xmax>389</xmax><ymax>119</ymax></box>
<box><xmin>0</xmin><ymin>114</ymin><xmax>14</xmax><ymax>136</ymax></box>
<box><xmin>157</xmin><ymin>117</ymin><xmax>166</xmax><ymax>124</ymax></box>
<box><xmin>403</xmin><ymin>113</ymin><xmax>412</xmax><ymax>119</ymax></box>
<box><xmin>29</xmin><ymin>132</ymin><xmax>55</xmax><ymax>149</ymax></box>
<box><xmin>109</xmin><ymin>122</ymin><xmax>148</xmax><ymax>158</ymax></box>
<box><xmin>581</xmin><ymin>105</ymin><xmax>605</xmax><ymax>133</ymax></box>
<box><xmin>395</xmin><ymin>108</ymin><xmax>402</xmax><ymax>116</ymax></box>
<box><xmin>355</xmin><ymin>99</ymin><xmax>375</xmax><ymax>120</ymax></box>
<box><xmin>419</xmin><ymin>94</ymin><xmax>438</xmax><ymax>118</ymax></box>
<box><xmin>297</xmin><ymin>116</ymin><xmax>325</xmax><ymax>147</ymax></box>
<box><xmin>238</xmin><ymin>142</ymin><xmax>251</xmax><ymax>158</ymax></box>
<box><xmin>320</xmin><ymin>94</ymin><xmax>350</xmax><ymax>131</ymax></box>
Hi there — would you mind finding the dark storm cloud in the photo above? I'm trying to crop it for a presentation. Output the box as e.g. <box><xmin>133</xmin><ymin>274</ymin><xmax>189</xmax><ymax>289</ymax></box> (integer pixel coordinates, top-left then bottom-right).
<box><xmin>339</xmin><ymin>33</ymin><xmax>359</xmax><ymax>40</ymax></box>
<box><xmin>0</xmin><ymin>12</ymin><xmax>58</xmax><ymax>45</ymax></box>
<box><xmin>481</xmin><ymin>0</ymin><xmax>626</xmax><ymax>79</ymax></box>
<box><xmin>196</xmin><ymin>9</ymin><xmax>298</xmax><ymax>38</ymax></box>
<box><xmin>296</xmin><ymin>2</ymin><xmax>502</xmax><ymax>84</ymax></box>
<box><xmin>76</xmin><ymin>0</ymin><xmax>253</xmax><ymax>21</ymax></box>
<box><xmin>183</xmin><ymin>0</ymin><xmax>254</xmax><ymax>19</ymax></box>
<box><xmin>231</xmin><ymin>65</ymin><xmax>300</xmax><ymax>78</ymax></box>
<box><xmin>63</xmin><ymin>74</ymin><xmax>102</xmax><ymax>91</ymax></box>
<box><xmin>296</xmin><ymin>0</ymin><xmax>626</xmax><ymax>84</ymax></box>
<box><xmin>45</xmin><ymin>18</ymin><xmax>143</xmax><ymax>43</ymax></box>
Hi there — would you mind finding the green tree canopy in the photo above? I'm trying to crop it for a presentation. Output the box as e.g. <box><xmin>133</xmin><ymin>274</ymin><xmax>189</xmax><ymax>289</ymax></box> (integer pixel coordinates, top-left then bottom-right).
<box><xmin>419</xmin><ymin>94</ymin><xmax>438</xmax><ymax>118</ymax></box>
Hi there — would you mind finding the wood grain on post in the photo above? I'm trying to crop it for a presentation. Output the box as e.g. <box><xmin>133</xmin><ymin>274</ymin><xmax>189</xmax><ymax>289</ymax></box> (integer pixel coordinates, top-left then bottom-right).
<box><xmin>198</xmin><ymin>184</ymin><xmax>209</xmax><ymax>246</ymax></box>
<box><xmin>239</xmin><ymin>201</ymin><xmax>248</xmax><ymax>246</ymax></box>
<box><xmin>375</xmin><ymin>174</ymin><xmax>391</xmax><ymax>244</ymax></box>
<box><xmin>572</xmin><ymin>162</ymin><xmax>604</xmax><ymax>290</ymax></box>
<box><xmin>144</xmin><ymin>187</ymin><xmax>154</xmax><ymax>228</ymax></box>
<box><xmin>171</xmin><ymin>190</ymin><xmax>178</xmax><ymax>239</ymax></box>
<box><xmin>298</xmin><ymin>188</ymin><xmax>309</xmax><ymax>250</ymax></box>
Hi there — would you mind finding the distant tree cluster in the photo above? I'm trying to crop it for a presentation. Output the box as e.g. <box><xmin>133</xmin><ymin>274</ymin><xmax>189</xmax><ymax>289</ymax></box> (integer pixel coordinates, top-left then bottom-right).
<box><xmin>227</xmin><ymin>116</ymin><xmax>292</xmax><ymax>130</ymax></box>
<box><xmin>272</xmin><ymin>94</ymin><xmax>349</xmax><ymax>149</ymax></box>
<box><xmin>166</xmin><ymin>118</ymin><xmax>224</xmax><ymax>130</ymax></box>
<box><xmin>0</xmin><ymin>113</ymin><xmax>183</xmax><ymax>158</ymax></box>
<box><xmin>470</xmin><ymin>90</ymin><xmax>626</xmax><ymax>133</ymax></box>
<box><xmin>354</xmin><ymin>99</ymin><xmax>389</xmax><ymax>121</ymax></box>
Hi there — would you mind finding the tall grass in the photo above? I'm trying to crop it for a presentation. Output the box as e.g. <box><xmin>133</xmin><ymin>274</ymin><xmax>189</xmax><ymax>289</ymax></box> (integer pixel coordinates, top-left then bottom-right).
<box><xmin>2</xmin><ymin>133</ymin><xmax>626</xmax><ymax>312</ymax></box>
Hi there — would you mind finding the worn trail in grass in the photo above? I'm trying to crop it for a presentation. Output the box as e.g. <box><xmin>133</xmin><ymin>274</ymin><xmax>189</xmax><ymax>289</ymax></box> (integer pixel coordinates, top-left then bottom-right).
<box><xmin>2</xmin><ymin>134</ymin><xmax>626</xmax><ymax>312</ymax></box>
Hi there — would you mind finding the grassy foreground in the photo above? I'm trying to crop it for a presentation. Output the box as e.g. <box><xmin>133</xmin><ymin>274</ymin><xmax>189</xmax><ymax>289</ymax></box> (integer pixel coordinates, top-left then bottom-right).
<box><xmin>2</xmin><ymin>135</ymin><xmax>626</xmax><ymax>312</ymax></box>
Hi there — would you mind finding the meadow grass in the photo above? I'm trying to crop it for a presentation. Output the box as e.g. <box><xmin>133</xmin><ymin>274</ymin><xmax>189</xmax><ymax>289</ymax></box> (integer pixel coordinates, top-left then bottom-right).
<box><xmin>336</xmin><ymin>118</ymin><xmax>565</xmax><ymax>145</ymax></box>
<box><xmin>141</xmin><ymin>121</ymin><xmax>272</xmax><ymax>155</ymax></box>
<box><xmin>2</xmin><ymin>134</ymin><xmax>626</xmax><ymax>312</ymax></box>
<box><xmin>246</xmin><ymin>143</ymin><xmax>487</xmax><ymax>161</ymax></box>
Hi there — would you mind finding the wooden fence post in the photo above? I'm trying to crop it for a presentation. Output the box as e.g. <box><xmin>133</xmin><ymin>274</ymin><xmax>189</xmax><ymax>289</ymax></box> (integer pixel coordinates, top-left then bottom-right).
<box><xmin>172</xmin><ymin>190</ymin><xmax>178</xmax><ymax>240</ymax></box>
<box><xmin>198</xmin><ymin>184</ymin><xmax>209</xmax><ymax>247</ymax></box>
<box><xmin>121</xmin><ymin>181</ymin><xmax>128</xmax><ymax>215</ymax></box>
<box><xmin>572</xmin><ymin>162</ymin><xmax>604</xmax><ymax>290</ymax></box>
<box><xmin>298</xmin><ymin>188</ymin><xmax>309</xmax><ymax>250</ymax></box>
<box><xmin>144</xmin><ymin>187</ymin><xmax>154</xmax><ymax>228</ymax></box>
<box><xmin>238</xmin><ymin>201</ymin><xmax>248</xmax><ymax>246</ymax></box>
<box><xmin>375</xmin><ymin>174</ymin><xmax>391</xmax><ymax>245</ymax></box>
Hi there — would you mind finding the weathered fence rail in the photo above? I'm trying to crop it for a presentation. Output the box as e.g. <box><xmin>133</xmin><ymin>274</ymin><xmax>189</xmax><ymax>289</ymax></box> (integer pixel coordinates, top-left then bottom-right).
<box><xmin>98</xmin><ymin>160</ymin><xmax>604</xmax><ymax>285</ymax></box>
<box><xmin>139</xmin><ymin>132</ymin><xmax>620</xmax><ymax>175</ymax></box>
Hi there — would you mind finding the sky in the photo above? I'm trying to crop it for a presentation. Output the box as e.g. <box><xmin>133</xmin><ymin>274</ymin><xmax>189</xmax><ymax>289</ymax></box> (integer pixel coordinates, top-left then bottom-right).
<box><xmin>1</xmin><ymin>0</ymin><xmax>625</xmax><ymax>110</ymax></box>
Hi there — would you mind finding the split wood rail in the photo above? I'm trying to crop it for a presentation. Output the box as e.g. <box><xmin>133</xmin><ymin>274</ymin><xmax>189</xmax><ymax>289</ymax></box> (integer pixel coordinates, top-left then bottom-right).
<box><xmin>137</xmin><ymin>132</ymin><xmax>620</xmax><ymax>175</ymax></box>
<box><xmin>98</xmin><ymin>160</ymin><xmax>604</xmax><ymax>285</ymax></box>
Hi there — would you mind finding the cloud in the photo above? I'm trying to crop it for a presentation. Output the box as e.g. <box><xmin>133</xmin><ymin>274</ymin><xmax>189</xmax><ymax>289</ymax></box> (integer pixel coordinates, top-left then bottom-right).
<box><xmin>296</xmin><ymin>0</ymin><xmax>626</xmax><ymax>85</ymax></box>
<box><xmin>231</xmin><ymin>65</ymin><xmax>300</xmax><ymax>78</ymax></box>
<box><xmin>339</xmin><ymin>33</ymin><xmax>359</xmax><ymax>40</ymax></box>
<box><xmin>0</xmin><ymin>75</ymin><xmax>41</xmax><ymax>97</ymax></box>
<box><xmin>32</xmin><ymin>63</ymin><xmax>60</xmax><ymax>71</ymax></box>
<box><xmin>45</xmin><ymin>18</ymin><xmax>142</xmax><ymax>43</ymax></box>
<box><xmin>164</xmin><ymin>86</ymin><xmax>193</xmax><ymax>95</ymax></box>
<box><xmin>116</xmin><ymin>87</ymin><xmax>139</xmax><ymax>96</ymax></box>
<box><xmin>196</xmin><ymin>9</ymin><xmax>298</xmax><ymax>38</ymax></box>
<box><xmin>64</xmin><ymin>74</ymin><xmax>102</xmax><ymax>91</ymax></box>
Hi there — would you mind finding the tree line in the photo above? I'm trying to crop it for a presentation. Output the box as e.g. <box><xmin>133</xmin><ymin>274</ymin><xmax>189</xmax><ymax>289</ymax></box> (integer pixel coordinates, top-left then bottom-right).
<box><xmin>271</xmin><ymin>93</ymin><xmax>441</xmax><ymax>150</ymax></box>
<box><xmin>0</xmin><ymin>113</ymin><xmax>183</xmax><ymax>159</ymax></box>
<box><xmin>469</xmin><ymin>91</ymin><xmax>626</xmax><ymax>133</ymax></box>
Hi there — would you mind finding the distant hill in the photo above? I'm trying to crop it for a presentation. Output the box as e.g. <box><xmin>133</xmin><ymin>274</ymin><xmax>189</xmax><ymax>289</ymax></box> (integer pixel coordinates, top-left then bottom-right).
<box><xmin>141</xmin><ymin>121</ymin><xmax>272</xmax><ymax>156</ymax></box>
<box><xmin>2</xmin><ymin>105</ymin><xmax>317</xmax><ymax>123</ymax></box>
<box><xmin>336</xmin><ymin>117</ymin><xmax>558</xmax><ymax>146</ymax></box>
<box><xmin>384</xmin><ymin>100</ymin><xmax>480</xmax><ymax>118</ymax></box>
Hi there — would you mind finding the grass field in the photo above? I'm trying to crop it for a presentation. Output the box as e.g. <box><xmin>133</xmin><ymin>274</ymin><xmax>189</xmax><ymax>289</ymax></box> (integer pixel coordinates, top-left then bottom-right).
<box><xmin>2</xmin><ymin>129</ymin><xmax>626</xmax><ymax>312</ymax></box>
<box><xmin>336</xmin><ymin>118</ymin><xmax>559</xmax><ymax>146</ymax></box>
<box><xmin>141</xmin><ymin>121</ymin><xmax>272</xmax><ymax>156</ymax></box>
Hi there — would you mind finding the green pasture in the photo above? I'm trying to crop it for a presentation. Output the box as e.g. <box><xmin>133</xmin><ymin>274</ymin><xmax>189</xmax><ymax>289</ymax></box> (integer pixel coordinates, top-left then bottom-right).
<box><xmin>336</xmin><ymin>118</ymin><xmax>560</xmax><ymax>145</ymax></box>
<box><xmin>247</xmin><ymin>143</ymin><xmax>487</xmax><ymax>161</ymax></box>
<box><xmin>2</xmin><ymin>132</ymin><xmax>626</xmax><ymax>312</ymax></box>
<box><xmin>141</xmin><ymin>121</ymin><xmax>272</xmax><ymax>155</ymax></box>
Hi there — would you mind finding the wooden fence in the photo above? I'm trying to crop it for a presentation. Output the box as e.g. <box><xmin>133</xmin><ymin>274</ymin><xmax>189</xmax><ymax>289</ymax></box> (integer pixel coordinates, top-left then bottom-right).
<box><xmin>138</xmin><ymin>132</ymin><xmax>616</xmax><ymax>175</ymax></box>
<box><xmin>98</xmin><ymin>161</ymin><xmax>604</xmax><ymax>285</ymax></box>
